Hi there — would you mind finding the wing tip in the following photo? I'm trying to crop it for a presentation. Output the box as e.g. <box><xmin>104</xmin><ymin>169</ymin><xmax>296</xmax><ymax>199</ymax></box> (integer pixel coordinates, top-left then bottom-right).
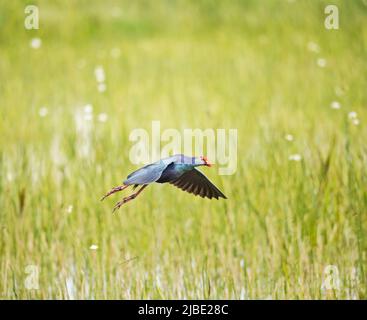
<box><xmin>212</xmin><ymin>193</ymin><xmax>227</xmax><ymax>200</ymax></box>
<box><xmin>204</xmin><ymin>193</ymin><xmax>227</xmax><ymax>200</ymax></box>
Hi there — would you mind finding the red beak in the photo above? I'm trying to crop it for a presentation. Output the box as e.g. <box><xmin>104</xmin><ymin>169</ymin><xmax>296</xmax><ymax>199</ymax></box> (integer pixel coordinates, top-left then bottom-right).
<box><xmin>201</xmin><ymin>156</ymin><xmax>212</xmax><ymax>167</ymax></box>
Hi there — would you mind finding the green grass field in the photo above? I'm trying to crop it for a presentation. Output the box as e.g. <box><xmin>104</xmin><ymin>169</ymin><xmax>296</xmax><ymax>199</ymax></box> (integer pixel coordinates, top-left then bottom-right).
<box><xmin>0</xmin><ymin>0</ymin><xmax>366</xmax><ymax>299</ymax></box>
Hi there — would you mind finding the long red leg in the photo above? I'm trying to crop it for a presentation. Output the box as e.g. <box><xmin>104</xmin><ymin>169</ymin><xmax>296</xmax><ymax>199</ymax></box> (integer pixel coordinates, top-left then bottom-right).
<box><xmin>113</xmin><ymin>185</ymin><xmax>148</xmax><ymax>212</ymax></box>
<box><xmin>101</xmin><ymin>184</ymin><xmax>129</xmax><ymax>201</ymax></box>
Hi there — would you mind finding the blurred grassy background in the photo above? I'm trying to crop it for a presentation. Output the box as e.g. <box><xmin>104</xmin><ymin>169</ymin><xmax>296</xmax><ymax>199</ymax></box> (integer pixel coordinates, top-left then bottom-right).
<box><xmin>0</xmin><ymin>0</ymin><xmax>366</xmax><ymax>299</ymax></box>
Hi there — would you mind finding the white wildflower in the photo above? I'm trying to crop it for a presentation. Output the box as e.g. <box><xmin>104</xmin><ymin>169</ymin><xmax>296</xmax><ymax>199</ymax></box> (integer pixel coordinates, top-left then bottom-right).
<box><xmin>30</xmin><ymin>37</ymin><xmax>42</xmax><ymax>49</ymax></box>
<box><xmin>94</xmin><ymin>66</ymin><xmax>105</xmax><ymax>83</ymax></box>
<box><xmin>84</xmin><ymin>104</ymin><xmax>93</xmax><ymax>114</ymax></box>
<box><xmin>330</xmin><ymin>101</ymin><xmax>341</xmax><ymax>110</ymax></box>
<box><xmin>348</xmin><ymin>111</ymin><xmax>357</xmax><ymax>119</ymax></box>
<box><xmin>39</xmin><ymin>107</ymin><xmax>48</xmax><ymax>117</ymax></box>
<box><xmin>352</xmin><ymin>119</ymin><xmax>360</xmax><ymax>126</ymax></box>
<box><xmin>317</xmin><ymin>58</ymin><xmax>327</xmax><ymax>68</ymax></box>
<box><xmin>285</xmin><ymin>134</ymin><xmax>294</xmax><ymax>141</ymax></box>
<box><xmin>66</xmin><ymin>277</ymin><xmax>76</xmax><ymax>300</ymax></box>
<box><xmin>89</xmin><ymin>244</ymin><xmax>98</xmax><ymax>250</ymax></box>
<box><xmin>97</xmin><ymin>113</ymin><xmax>108</xmax><ymax>122</ymax></box>
<box><xmin>239</xmin><ymin>287</ymin><xmax>247</xmax><ymax>300</ymax></box>
<box><xmin>66</xmin><ymin>205</ymin><xmax>73</xmax><ymax>214</ymax></box>
<box><xmin>289</xmin><ymin>154</ymin><xmax>302</xmax><ymax>161</ymax></box>
<box><xmin>240</xmin><ymin>259</ymin><xmax>245</xmax><ymax>268</ymax></box>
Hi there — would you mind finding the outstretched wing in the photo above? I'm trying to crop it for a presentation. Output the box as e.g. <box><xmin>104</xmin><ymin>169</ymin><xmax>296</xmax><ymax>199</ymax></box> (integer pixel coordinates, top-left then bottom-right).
<box><xmin>124</xmin><ymin>160</ymin><xmax>172</xmax><ymax>185</ymax></box>
<box><xmin>169</xmin><ymin>169</ymin><xmax>227</xmax><ymax>199</ymax></box>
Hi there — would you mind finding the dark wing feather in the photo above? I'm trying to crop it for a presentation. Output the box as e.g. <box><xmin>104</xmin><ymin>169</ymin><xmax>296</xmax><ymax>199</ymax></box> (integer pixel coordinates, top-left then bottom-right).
<box><xmin>170</xmin><ymin>169</ymin><xmax>227</xmax><ymax>200</ymax></box>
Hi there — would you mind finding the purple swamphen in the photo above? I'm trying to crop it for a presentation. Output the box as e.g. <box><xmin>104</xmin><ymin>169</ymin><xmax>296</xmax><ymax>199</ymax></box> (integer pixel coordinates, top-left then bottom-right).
<box><xmin>101</xmin><ymin>154</ymin><xmax>227</xmax><ymax>211</ymax></box>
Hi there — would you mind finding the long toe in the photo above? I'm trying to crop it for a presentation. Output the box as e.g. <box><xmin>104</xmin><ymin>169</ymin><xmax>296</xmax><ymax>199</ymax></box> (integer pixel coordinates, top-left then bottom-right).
<box><xmin>101</xmin><ymin>185</ymin><xmax>128</xmax><ymax>201</ymax></box>
<box><xmin>112</xmin><ymin>201</ymin><xmax>123</xmax><ymax>212</ymax></box>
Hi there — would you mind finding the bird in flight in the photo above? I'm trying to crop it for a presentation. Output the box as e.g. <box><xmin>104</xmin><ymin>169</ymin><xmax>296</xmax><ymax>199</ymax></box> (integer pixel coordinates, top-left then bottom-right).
<box><xmin>101</xmin><ymin>154</ymin><xmax>227</xmax><ymax>211</ymax></box>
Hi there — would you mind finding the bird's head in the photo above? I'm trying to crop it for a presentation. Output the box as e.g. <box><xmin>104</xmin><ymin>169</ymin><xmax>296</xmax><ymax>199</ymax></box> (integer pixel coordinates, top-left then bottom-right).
<box><xmin>199</xmin><ymin>156</ymin><xmax>212</xmax><ymax>167</ymax></box>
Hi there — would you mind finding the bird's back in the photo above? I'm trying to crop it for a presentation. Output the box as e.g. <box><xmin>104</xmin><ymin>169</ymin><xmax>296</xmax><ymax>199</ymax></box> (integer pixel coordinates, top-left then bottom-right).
<box><xmin>124</xmin><ymin>160</ymin><xmax>167</xmax><ymax>185</ymax></box>
<box><xmin>123</xmin><ymin>155</ymin><xmax>196</xmax><ymax>185</ymax></box>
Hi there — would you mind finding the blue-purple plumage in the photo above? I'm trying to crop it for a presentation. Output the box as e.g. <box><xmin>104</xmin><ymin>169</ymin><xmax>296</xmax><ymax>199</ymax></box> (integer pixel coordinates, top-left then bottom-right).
<box><xmin>102</xmin><ymin>154</ymin><xmax>226</xmax><ymax>210</ymax></box>
<box><xmin>123</xmin><ymin>154</ymin><xmax>196</xmax><ymax>185</ymax></box>
<box><xmin>124</xmin><ymin>160</ymin><xmax>168</xmax><ymax>185</ymax></box>
<box><xmin>122</xmin><ymin>154</ymin><xmax>226</xmax><ymax>200</ymax></box>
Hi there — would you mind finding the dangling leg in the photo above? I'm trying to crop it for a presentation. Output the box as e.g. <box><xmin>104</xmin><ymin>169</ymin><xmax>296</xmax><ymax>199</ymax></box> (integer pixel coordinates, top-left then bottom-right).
<box><xmin>101</xmin><ymin>184</ymin><xmax>129</xmax><ymax>201</ymax></box>
<box><xmin>113</xmin><ymin>185</ymin><xmax>148</xmax><ymax>212</ymax></box>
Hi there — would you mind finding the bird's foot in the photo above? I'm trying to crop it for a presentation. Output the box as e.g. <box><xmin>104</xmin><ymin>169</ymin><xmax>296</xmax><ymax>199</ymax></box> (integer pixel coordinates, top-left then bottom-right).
<box><xmin>112</xmin><ymin>194</ymin><xmax>137</xmax><ymax>212</ymax></box>
<box><xmin>101</xmin><ymin>185</ymin><xmax>128</xmax><ymax>201</ymax></box>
